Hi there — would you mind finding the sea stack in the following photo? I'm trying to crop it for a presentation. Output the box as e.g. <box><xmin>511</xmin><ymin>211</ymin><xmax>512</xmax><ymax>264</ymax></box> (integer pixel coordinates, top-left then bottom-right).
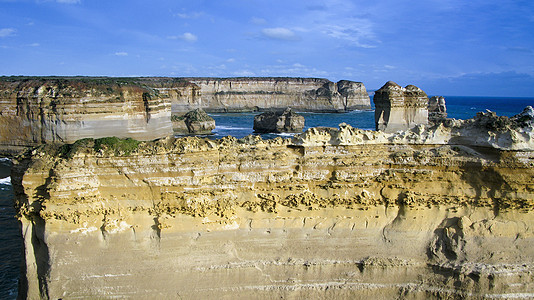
<box><xmin>373</xmin><ymin>81</ymin><xmax>429</xmax><ymax>133</ymax></box>
<box><xmin>172</xmin><ymin>108</ymin><xmax>215</xmax><ymax>135</ymax></box>
<box><xmin>253</xmin><ymin>108</ymin><xmax>305</xmax><ymax>133</ymax></box>
<box><xmin>428</xmin><ymin>96</ymin><xmax>447</xmax><ymax>124</ymax></box>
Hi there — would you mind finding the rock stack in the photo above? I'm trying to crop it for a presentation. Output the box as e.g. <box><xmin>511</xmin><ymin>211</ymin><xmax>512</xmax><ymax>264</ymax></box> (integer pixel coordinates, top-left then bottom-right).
<box><xmin>373</xmin><ymin>81</ymin><xmax>428</xmax><ymax>133</ymax></box>
<box><xmin>253</xmin><ymin>108</ymin><xmax>305</xmax><ymax>133</ymax></box>
<box><xmin>172</xmin><ymin>108</ymin><xmax>215</xmax><ymax>135</ymax></box>
<box><xmin>428</xmin><ymin>96</ymin><xmax>447</xmax><ymax>124</ymax></box>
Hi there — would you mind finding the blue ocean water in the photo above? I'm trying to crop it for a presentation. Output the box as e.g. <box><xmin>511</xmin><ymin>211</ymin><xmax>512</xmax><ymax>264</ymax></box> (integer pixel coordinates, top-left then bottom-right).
<box><xmin>207</xmin><ymin>96</ymin><xmax>533</xmax><ymax>139</ymax></box>
<box><xmin>0</xmin><ymin>158</ymin><xmax>20</xmax><ymax>300</ymax></box>
<box><xmin>0</xmin><ymin>96</ymin><xmax>532</xmax><ymax>298</ymax></box>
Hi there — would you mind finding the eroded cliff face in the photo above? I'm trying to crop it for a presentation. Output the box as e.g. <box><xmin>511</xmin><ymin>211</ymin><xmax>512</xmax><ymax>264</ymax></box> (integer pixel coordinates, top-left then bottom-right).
<box><xmin>0</xmin><ymin>77</ymin><xmax>371</xmax><ymax>154</ymax></box>
<box><xmin>188</xmin><ymin>77</ymin><xmax>370</xmax><ymax>112</ymax></box>
<box><xmin>12</xmin><ymin>111</ymin><xmax>534</xmax><ymax>299</ymax></box>
<box><xmin>0</xmin><ymin>78</ymin><xmax>174</xmax><ymax>153</ymax></box>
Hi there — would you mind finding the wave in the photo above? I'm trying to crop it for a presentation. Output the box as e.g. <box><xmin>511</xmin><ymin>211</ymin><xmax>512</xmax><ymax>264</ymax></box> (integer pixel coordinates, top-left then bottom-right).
<box><xmin>274</xmin><ymin>133</ymin><xmax>296</xmax><ymax>137</ymax></box>
<box><xmin>0</xmin><ymin>177</ymin><xmax>11</xmax><ymax>185</ymax></box>
<box><xmin>0</xmin><ymin>158</ymin><xmax>11</xmax><ymax>163</ymax></box>
<box><xmin>215</xmin><ymin>126</ymin><xmax>251</xmax><ymax>131</ymax></box>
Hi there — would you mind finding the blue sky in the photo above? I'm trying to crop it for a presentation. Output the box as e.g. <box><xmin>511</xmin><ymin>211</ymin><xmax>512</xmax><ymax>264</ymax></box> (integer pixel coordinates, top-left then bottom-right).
<box><xmin>1</xmin><ymin>0</ymin><xmax>534</xmax><ymax>97</ymax></box>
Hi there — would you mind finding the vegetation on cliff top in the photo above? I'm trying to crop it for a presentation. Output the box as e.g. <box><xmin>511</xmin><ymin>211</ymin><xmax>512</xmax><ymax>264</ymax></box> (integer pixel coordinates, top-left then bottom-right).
<box><xmin>56</xmin><ymin>136</ymin><xmax>141</xmax><ymax>158</ymax></box>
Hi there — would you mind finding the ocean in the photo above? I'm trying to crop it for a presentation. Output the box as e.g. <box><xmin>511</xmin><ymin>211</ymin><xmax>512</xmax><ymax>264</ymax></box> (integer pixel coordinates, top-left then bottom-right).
<box><xmin>0</xmin><ymin>96</ymin><xmax>532</xmax><ymax>298</ymax></box>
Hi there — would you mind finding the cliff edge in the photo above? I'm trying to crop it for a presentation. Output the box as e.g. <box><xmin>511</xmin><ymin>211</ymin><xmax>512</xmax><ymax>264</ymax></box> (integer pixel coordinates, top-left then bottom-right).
<box><xmin>0</xmin><ymin>77</ymin><xmax>371</xmax><ymax>154</ymax></box>
<box><xmin>12</xmin><ymin>107</ymin><xmax>534</xmax><ymax>299</ymax></box>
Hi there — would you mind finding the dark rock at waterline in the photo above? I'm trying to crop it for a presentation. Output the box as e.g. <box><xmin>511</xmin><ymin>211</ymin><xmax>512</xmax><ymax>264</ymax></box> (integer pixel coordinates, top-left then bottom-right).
<box><xmin>253</xmin><ymin>108</ymin><xmax>305</xmax><ymax>133</ymax></box>
<box><xmin>172</xmin><ymin>108</ymin><xmax>215</xmax><ymax>135</ymax></box>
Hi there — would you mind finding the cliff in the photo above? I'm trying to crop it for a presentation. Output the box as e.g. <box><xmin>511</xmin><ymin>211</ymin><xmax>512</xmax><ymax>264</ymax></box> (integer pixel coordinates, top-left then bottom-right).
<box><xmin>0</xmin><ymin>77</ymin><xmax>174</xmax><ymax>153</ymax></box>
<box><xmin>187</xmin><ymin>77</ymin><xmax>370</xmax><ymax>112</ymax></box>
<box><xmin>0</xmin><ymin>77</ymin><xmax>370</xmax><ymax>153</ymax></box>
<box><xmin>12</xmin><ymin>108</ymin><xmax>534</xmax><ymax>299</ymax></box>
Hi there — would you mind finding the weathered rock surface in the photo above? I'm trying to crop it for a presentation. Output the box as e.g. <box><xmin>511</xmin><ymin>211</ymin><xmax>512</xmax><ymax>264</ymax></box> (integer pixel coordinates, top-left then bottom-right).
<box><xmin>295</xmin><ymin>107</ymin><xmax>534</xmax><ymax>151</ymax></box>
<box><xmin>429</xmin><ymin>96</ymin><xmax>447</xmax><ymax>124</ymax></box>
<box><xmin>0</xmin><ymin>77</ymin><xmax>370</xmax><ymax>153</ymax></box>
<box><xmin>12</xmin><ymin>108</ymin><xmax>534</xmax><ymax>299</ymax></box>
<box><xmin>253</xmin><ymin>108</ymin><xmax>305</xmax><ymax>133</ymax></box>
<box><xmin>172</xmin><ymin>108</ymin><xmax>215</xmax><ymax>135</ymax></box>
<box><xmin>374</xmin><ymin>81</ymin><xmax>429</xmax><ymax>133</ymax></box>
<box><xmin>0</xmin><ymin>77</ymin><xmax>173</xmax><ymax>154</ymax></box>
<box><xmin>188</xmin><ymin>77</ymin><xmax>371</xmax><ymax>113</ymax></box>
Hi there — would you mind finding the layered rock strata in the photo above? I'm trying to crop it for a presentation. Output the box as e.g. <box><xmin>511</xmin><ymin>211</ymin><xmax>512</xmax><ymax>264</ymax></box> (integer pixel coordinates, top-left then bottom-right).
<box><xmin>12</xmin><ymin>108</ymin><xmax>534</xmax><ymax>299</ymax></box>
<box><xmin>188</xmin><ymin>77</ymin><xmax>370</xmax><ymax>113</ymax></box>
<box><xmin>374</xmin><ymin>81</ymin><xmax>429</xmax><ymax>133</ymax></box>
<box><xmin>0</xmin><ymin>77</ymin><xmax>173</xmax><ymax>153</ymax></box>
<box><xmin>253</xmin><ymin>108</ymin><xmax>305</xmax><ymax>133</ymax></box>
<box><xmin>0</xmin><ymin>77</ymin><xmax>370</xmax><ymax>153</ymax></box>
<box><xmin>172</xmin><ymin>108</ymin><xmax>215</xmax><ymax>135</ymax></box>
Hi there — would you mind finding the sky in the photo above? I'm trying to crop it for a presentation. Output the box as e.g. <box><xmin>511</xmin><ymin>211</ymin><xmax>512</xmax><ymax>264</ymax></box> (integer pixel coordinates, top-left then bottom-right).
<box><xmin>0</xmin><ymin>0</ymin><xmax>534</xmax><ymax>97</ymax></box>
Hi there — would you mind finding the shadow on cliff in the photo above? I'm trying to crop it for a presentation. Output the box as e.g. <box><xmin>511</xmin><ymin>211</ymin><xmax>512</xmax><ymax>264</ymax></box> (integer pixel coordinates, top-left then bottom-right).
<box><xmin>12</xmin><ymin>157</ymin><xmax>52</xmax><ymax>299</ymax></box>
<box><xmin>457</xmin><ymin>151</ymin><xmax>511</xmax><ymax>216</ymax></box>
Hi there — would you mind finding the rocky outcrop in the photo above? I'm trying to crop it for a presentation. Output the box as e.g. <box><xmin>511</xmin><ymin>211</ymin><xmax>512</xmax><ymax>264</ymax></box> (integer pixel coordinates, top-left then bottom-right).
<box><xmin>0</xmin><ymin>77</ymin><xmax>370</xmax><ymax>153</ymax></box>
<box><xmin>374</xmin><ymin>81</ymin><xmax>429</xmax><ymax>133</ymax></box>
<box><xmin>188</xmin><ymin>77</ymin><xmax>370</xmax><ymax>112</ymax></box>
<box><xmin>12</xmin><ymin>108</ymin><xmax>534</xmax><ymax>299</ymax></box>
<box><xmin>253</xmin><ymin>108</ymin><xmax>305</xmax><ymax>133</ymax></box>
<box><xmin>428</xmin><ymin>96</ymin><xmax>447</xmax><ymax>124</ymax></box>
<box><xmin>295</xmin><ymin>106</ymin><xmax>534</xmax><ymax>151</ymax></box>
<box><xmin>172</xmin><ymin>108</ymin><xmax>215</xmax><ymax>135</ymax></box>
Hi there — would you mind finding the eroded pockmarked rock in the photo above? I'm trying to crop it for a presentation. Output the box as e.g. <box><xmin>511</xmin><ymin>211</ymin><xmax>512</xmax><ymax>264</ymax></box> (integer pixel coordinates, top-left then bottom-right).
<box><xmin>12</xmin><ymin>108</ymin><xmax>534</xmax><ymax>299</ymax></box>
<box><xmin>374</xmin><ymin>81</ymin><xmax>429</xmax><ymax>133</ymax></box>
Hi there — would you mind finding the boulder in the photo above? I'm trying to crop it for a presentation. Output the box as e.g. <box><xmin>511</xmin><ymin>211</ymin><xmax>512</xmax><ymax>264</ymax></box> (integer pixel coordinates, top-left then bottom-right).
<box><xmin>253</xmin><ymin>108</ymin><xmax>305</xmax><ymax>133</ymax></box>
<box><xmin>373</xmin><ymin>81</ymin><xmax>429</xmax><ymax>133</ymax></box>
<box><xmin>428</xmin><ymin>96</ymin><xmax>447</xmax><ymax>124</ymax></box>
<box><xmin>172</xmin><ymin>108</ymin><xmax>215</xmax><ymax>135</ymax></box>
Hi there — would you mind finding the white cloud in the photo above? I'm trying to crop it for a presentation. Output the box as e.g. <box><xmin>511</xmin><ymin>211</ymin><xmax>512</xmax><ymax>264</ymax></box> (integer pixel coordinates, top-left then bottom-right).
<box><xmin>261</xmin><ymin>27</ymin><xmax>299</xmax><ymax>41</ymax></box>
<box><xmin>0</xmin><ymin>28</ymin><xmax>16</xmax><ymax>38</ymax></box>
<box><xmin>168</xmin><ymin>32</ymin><xmax>198</xmax><ymax>42</ymax></box>
<box><xmin>114</xmin><ymin>52</ymin><xmax>128</xmax><ymax>56</ymax></box>
<box><xmin>29</xmin><ymin>43</ymin><xmax>40</xmax><ymax>47</ymax></box>
<box><xmin>320</xmin><ymin>21</ymin><xmax>378</xmax><ymax>48</ymax></box>
<box><xmin>226</xmin><ymin>58</ymin><xmax>236</xmax><ymax>63</ymax></box>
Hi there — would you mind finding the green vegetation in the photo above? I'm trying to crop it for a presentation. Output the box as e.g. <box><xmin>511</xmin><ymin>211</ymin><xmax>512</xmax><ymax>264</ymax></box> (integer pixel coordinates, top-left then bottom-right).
<box><xmin>54</xmin><ymin>136</ymin><xmax>142</xmax><ymax>158</ymax></box>
<box><xmin>57</xmin><ymin>138</ymin><xmax>94</xmax><ymax>159</ymax></box>
<box><xmin>171</xmin><ymin>115</ymin><xmax>185</xmax><ymax>121</ymax></box>
<box><xmin>94</xmin><ymin>137</ymin><xmax>141</xmax><ymax>156</ymax></box>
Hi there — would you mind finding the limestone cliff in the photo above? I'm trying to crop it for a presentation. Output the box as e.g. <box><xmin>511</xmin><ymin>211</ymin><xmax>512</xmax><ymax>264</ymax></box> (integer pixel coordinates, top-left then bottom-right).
<box><xmin>0</xmin><ymin>77</ymin><xmax>370</xmax><ymax>153</ymax></box>
<box><xmin>12</xmin><ymin>108</ymin><xmax>534</xmax><ymax>299</ymax></box>
<box><xmin>0</xmin><ymin>77</ymin><xmax>174</xmax><ymax>153</ymax></box>
<box><xmin>188</xmin><ymin>77</ymin><xmax>370</xmax><ymax>112</ymax></box>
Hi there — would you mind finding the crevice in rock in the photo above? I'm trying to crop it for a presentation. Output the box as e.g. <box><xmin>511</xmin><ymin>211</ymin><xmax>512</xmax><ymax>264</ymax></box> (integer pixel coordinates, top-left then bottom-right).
<box><xmin>31</xmin><ymin>217</ymin><xmax>50</xmax><ymax>299</ymax></box>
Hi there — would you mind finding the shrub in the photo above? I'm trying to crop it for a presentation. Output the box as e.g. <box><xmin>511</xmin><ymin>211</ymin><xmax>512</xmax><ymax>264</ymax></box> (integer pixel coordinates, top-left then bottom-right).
<box><xmin>94</xmin><ymin>137</ymin><xmax>140</xmax><ymax>156</ymax></box>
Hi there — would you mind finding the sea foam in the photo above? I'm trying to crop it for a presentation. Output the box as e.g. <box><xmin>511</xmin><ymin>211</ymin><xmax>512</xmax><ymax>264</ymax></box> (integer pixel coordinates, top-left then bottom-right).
<box><xmin>0</xmin><ymin>177</ymin><xmax>11</xmax><ymax>186</ymax></box>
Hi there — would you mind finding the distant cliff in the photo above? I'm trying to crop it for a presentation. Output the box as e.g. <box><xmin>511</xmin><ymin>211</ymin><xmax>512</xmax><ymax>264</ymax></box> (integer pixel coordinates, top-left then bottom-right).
<box><xmin>0</xmin><ymin>77</ymin><xmax>370</xmax><ymax>153</ymax></box>
<box><xmin>186</xmin><ymin>77</ymin><xmax>370</xmax><ymax>112</ymax></box>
